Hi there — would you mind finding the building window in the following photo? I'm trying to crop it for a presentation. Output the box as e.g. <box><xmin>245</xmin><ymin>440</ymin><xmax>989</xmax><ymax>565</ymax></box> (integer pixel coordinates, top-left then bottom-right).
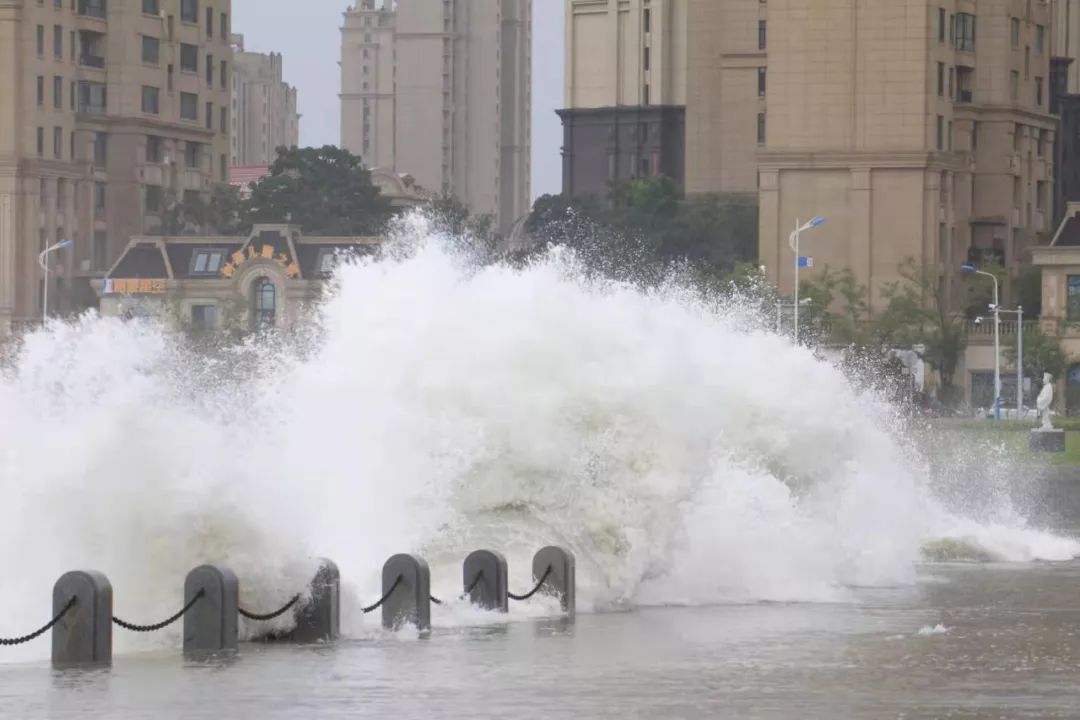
<box><xmin>53</xmin><ymin>25</ymin><xmax>62</xmax><ymax>58</ymax></box>
<box><xmin>757</xmin><ymin>112</ymin><xmax>766</xmax><ymax>145</ymax></box>
<box><xmin>142</xmin><ymin>35</ymin><xmax>159</xmax><ymax>64</ymax></box>
<box><xmin>316</xmin><ymin>249</ymin><xmax>337</xmax><ymax>275</ymax></box>
<box><xmin>1036</xmin><ymin>76</ymin><xmax>1044</xmax><ymax>106</ymax></box>
<box><xmin>219</xmin><ymin>153</ymin><xmax>226</xmax><ymax>181</ymax></box>
<box><xmin>93</xmin><ymin>132</ymin><xmax>107</xmax><ymax>165</ymax></box>
<box><xmin>185</xmin><ymin>141</ymin><xmax>201</xmax><ymax>168</ymax></box>
<box><xmin>92</xmin><ymin>231</ymin><xmax>107</xmax><ymax>271</ymax></box>
<box><xmin>937</xmin><ymin>62</ymin><xmax>944</xmax><ymax>96</ymax></box>
<box><xmin>69</xmin><ymin>80</ymin><xmax>75</xmax><ymax>110</ymax></box>
<box><xmin>1037</xmin><ymin>24</ymin><xmax>1045</xmax><ymax>54</ymax></box>
<box><xmin>1068</xmin><ymin>276</ymin><xmax>1080</xmax><ymax>321</ymax></box>
<box><xmin>643</xmin><ymin>84</ymin><xmax>649</xmax><ymax>105</ymax></box>
<box><xmin>37</xmin><ymin>25</ymin><xmax>44</xmax><ymax>55</ymax></box>
<box><xmin>191</xmin><ymin>304</ymin><xmax>217</xmax><ymax>330</ymax></box>
<box><xmin>142</xmin><ymin>0</ymin><xmax>159</xmax><ymax>14</ymax></box>
<box><xmin>78</xmin><ymin>81</ymin><xmax>106</xmax><ymax>114</ymax></box>
<box><xmin>190</xmin><ymin>249</ymin><xmax>224</xmax><ymax>274</ymax></box>
<box><xmin>972</xmin><ymin>121</ymin><xmax>979</xmax><ymax>151</ymax></box>
<box><xmin>948</xmin><ymin>67</ymin><xmax>954</xmax><ymax>98</ymax></box>
<box><xmin>253</xmin><ymin>277</ymin><xmax>276</xmax><ymax>328</ymax></box>
<box><xmin>94</xmin><ymin>181</ymin><xmax>105</xmax><ymax>215</ymax></box>
<box><xmin>180</xmin><ymin>92</ymin><xmax>198</xmax><ymax>120</ymax></box>
<box><xmin>145</xmin><ymin>185</ymin><xmax>162</xmax><ymax>212</ymax></box>
<box><xmin>1010</xmin><ymin>70</ymin><xmax>1019</xmax><ymax>102</ymax></box>
<box><xmin>938</xmin><ymin>7</ymin><xmax>946</xmax><ymax>43</ymax></box>
<box><xmin>180</xmin><ymin>0</ymin><xmax>197</xmax><ymax>23</ymax></box>
<box><xmin>759</xmin><ymin>20</ymin><xmax>766</xmax><ymax>50</ymax></box>
<box><xmin>141</xmin><ymin>85</ymin><xmax>159</xmax><ymax>114</ymax></box>
<box><xmin>643</xmin><ymin>7</ymin><xmax>650</xmax><ymax>33</ymax></box>
<box><xmin>51</xmin><ymin>75</ymin><xmax>62</xmax><ymax>108</ymax></box>
<box><xmin>643</xmin><ymin>46</ymin><xmax>650</xmax><ymax>71</ymax></box>
<box><xmin>936</xmin><ymin>115</ymin><xmax>944</xmax><ymax>150</ymax></box>
<box><xmin>78</xmin><ymin>0</ymin><xmax>106</xmax><ymax>18</ymax></box>
<box><xmin>36</xmin><ymin>76</ymin><xmax>44</xmax><ymax>106</ymax></box>
<box><xmin>206</xmin><ymin>6</ymin><xmax>213</xmax><ymax>37</ymax></box>
<box><xmin>36</xmin><ymin>127</ymin><xmax>44</xmax><ymax>156</ymax></box>
<box><xmin>52</xmin><ymin>127</ymin><xmax>62</xmax><ymax>158</ymax></box>
<box><xmin>205</xmin><ymin>101</ymin><xmax>213</xmax><ymax>129</ymax></box>
<box><xmin>146</xmin><ymin>134</ymin><xmax>162</xmax><ymax>163</ymax></box>
<box><xmin>220</xmin><ymin>106</ymin><xmax>227</xmax><ymax>132</ymax></box>
<box><xmin>220</xmin><ymin>60</ymin><xmax>227</xmax><ymax>88</ymax></box>
<box><xmin>1011</xmin><ymin>18</ymin><xmax>1020</xmax><ymax>48</ymax></box>
<box><xmin>1037</xmin><ymin>181</ymin><xmax>1046</xmax><ymax>210</ymax></box>
<box><xmin>947</xmin><ymin>120</ymin><xmax>953</xmax><ymax>150</ymax></box>
<box><xmin>180</xmin><ymin>43</ymin><xmax>198</xmax><ymax>72</ymax></box>
<box><xmin>959</xmin><ymin>13</ymin><xmax>976</xmax><ymax>52</ymax></box>
<box><xmin>220</xmin><ymin>12</ymin><xmax>227</xmax><ymax>39</ymax></box>
<box><xmin>758</xmin><ymin>67</ymin><xmax>766</xmax><ymax>96</ymax></box>
<box><xmin>1037</xmin><ymin>128</ymin><xmax>1046</xmax><ymax>157</ymax></box>
<box><xmin>206</xmin><ymin>55</ymin><xmax>214</xmax><ymax>84</ymax></box>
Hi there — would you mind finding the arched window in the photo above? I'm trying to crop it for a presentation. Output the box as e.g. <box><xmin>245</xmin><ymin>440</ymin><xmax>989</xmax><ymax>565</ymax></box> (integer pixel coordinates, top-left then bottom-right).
<box><xmin>252</xmin><ymin>276</ymin><xmax>276</xmax><ymax>329</ymax></box>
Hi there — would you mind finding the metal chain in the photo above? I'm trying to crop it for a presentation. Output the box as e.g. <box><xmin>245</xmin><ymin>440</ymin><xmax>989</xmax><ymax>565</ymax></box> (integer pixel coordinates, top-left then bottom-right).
<box><xmin>238</xmin><ymin>594</ymin><xmax>299</xmax><ymax>622</ymax></box>
<box><xmin>0</xmin><ymin>596</ymin><xmax>77</xmax><ymax>646</ymax></box>
<box><xmin>508</xmin><ymin>565</ymin><xmax>553</xmax><ymax>601</ymax></box>
<box><xmin>362</xmin><ymin>575</ymin><xmax>401</xmax><ymax>614</ymax></box>
<box><xmin>113</xmin><ymin>589</ymin><xmax>205</xmax><ymax>632</ymax></box>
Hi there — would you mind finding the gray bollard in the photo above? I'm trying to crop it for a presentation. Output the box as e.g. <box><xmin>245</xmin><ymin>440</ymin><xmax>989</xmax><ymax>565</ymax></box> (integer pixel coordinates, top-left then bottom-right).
<box><xmin>183</xmin><ymin>564</ymin><xmax>239</xmax><ymax>655</ymax></box>
<box><xmin>52</xmin><ymin>570</ymin><xmax>112</xmax><ymax>668</ymax></box>
<box><xmin>533</xmin><ymin>546</ymin><xmax>576</xmax><ymax>618</ymax></box>
<box><xmin>381</xmin><ymin>554</ymin><xmax>431</xmax><ymax>631</ymax></box>
<box><xmin>463</xmin><ymin>549</ymin><xmax>508</xmax><ymax>612</ymax></box>
<box><xmin>288</xmin><ymin>558</ymin><xmax>340</xmax><ymax>643</ymax></box>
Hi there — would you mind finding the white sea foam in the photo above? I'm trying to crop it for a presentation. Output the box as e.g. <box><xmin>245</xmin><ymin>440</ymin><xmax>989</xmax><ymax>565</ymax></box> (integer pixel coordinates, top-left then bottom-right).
<box><xmin>1</xmin><ymin>227</ymin><xmax>1076</xmax><ymax>662</ymax></box>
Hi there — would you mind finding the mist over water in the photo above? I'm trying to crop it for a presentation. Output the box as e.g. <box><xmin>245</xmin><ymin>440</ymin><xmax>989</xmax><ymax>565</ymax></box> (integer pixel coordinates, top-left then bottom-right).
<box><xmin>1</xmin><ymin>223</ymin><xmax>1077</xmax><ymax>662</ymax></box>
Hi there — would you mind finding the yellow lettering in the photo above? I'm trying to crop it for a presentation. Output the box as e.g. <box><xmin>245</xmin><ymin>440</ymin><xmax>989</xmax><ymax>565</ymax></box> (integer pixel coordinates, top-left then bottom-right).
<box><xmin>221</xmin><ymin>263</ymin><xmax>234</xmax><ymax>278</ymax></box>
<box><xmin>151</xmin><ymin>279</ymin><xmax>166</xmax><ymax>292</ymax></box>
<box><xmin>232</xmin><ymin>251</ymin><xmax>245</xmax><ymax>266</ymax></box>
<box><xmin>261</xmin><ymin>244</ymin><xmax>274</xmax><ymax>259</ymax></box>
<box><xmin>247</xmin><ymin>245</ymin><xmax>257</xmax><ymax>259</ymax></box>
<box><xmin>285</xmin><ymin>263</ymin><xmax>299</xmax><ymax>278</ymax></box>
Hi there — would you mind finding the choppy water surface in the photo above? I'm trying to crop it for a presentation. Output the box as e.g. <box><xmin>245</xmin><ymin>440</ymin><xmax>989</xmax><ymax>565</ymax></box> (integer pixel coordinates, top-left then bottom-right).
<box><xmin>2</xmin><ymin>563</ymin><xmax>1079</xmax><ymax>719</ymax></box>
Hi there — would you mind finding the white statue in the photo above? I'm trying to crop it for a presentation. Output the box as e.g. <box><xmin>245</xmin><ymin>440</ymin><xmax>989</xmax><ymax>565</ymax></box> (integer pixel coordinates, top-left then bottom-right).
<box><xmin>1036</xmin><ymin>372</ymin><xmax>1055</xmax><ymax>430</ymax></box>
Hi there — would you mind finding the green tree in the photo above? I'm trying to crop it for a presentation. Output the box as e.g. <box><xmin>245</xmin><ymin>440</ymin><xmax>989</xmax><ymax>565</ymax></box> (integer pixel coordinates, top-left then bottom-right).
<box><xmin>1004</xmin><ymin>323</ymin><xmax>1067</xmax><ymax>389</ymax></box>
<box><xmin>160</xmin><ymin>184</ymin><xmax>246</xmax><ymax>236</ymax></box>
<box><xmin>244</xmin><ymin>145</ymin><xmax>393</xmax><ymax>235</ymax></box>
<box><xmin>421</xmin><ymin>193</ymin><xmax>498</xmax><ymax>260</ymax></box>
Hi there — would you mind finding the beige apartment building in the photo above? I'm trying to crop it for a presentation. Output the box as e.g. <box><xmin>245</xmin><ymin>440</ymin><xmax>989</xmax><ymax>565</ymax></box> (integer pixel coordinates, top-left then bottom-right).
<box><xmin>229</xmin><ymin>33</ymin><xmax>298</xmax><ymax>167</ymax></box>
<box><xmin>759</xmin><ymin>0</ymin><xmax>1056</xmax><ymax>309</ymax></box>
<box><xmin>0</xmin><ymin>0</ymin><xmax>232</xmax><ymax>335</ymax></box>
<box><xmin>683</xmin><ymin>0</ymin><xmax>764</xmax><ymax>196</ymax></box>
<box><xmin>560</xmin><ymin>0</ymin><xmax>687</xmax><ymax>196</ymax></box>
<box><xmin>340</xmin><ymin>0</ymin><xmax>532</xmax><ymax>235</ymax></box>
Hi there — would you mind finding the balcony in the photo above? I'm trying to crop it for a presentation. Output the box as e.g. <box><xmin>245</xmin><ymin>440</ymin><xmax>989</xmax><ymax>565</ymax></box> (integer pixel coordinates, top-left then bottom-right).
<box><xmin>958</xmin><ymin>89</ymin><xmax>973</xmax><ymax>104</ymax></box>
<box><xmin>78</xmin><ymin>30</ymin><xmax>106</xmax><ymax>68</ymax></box>
<box><xmin>79</xmin><ymin>54</ymin><xmax>105</xmax><ymax>68</ymax></box>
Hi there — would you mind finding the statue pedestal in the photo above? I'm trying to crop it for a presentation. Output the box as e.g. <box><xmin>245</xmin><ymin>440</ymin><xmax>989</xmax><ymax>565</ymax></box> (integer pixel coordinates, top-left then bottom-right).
<box><xmin>1030</xmin><ymin>429</ymin><xmax>1066</xmax><ymax>453</ymax></box>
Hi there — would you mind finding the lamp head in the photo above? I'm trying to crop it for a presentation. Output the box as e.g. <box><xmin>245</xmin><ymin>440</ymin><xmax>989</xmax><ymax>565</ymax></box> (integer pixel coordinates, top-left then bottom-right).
<box><xmin>960</xmin><ymin>263</ymin><xmax>976</xmax><ymax>273</ymax></box>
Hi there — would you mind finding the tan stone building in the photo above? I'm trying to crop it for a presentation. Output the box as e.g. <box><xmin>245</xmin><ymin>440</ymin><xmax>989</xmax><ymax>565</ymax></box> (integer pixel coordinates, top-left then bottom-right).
<box><xmin>759</xmin><ymin>0</ymin><xmax>1056</xmax><ymax>310</ymax></box>
<box><xmin>228</xmin><ymin>33</ymin><xmax>298</xmax><ymax>167</ymax></box>
<box><xmin>98</xmin><ymin>223</ymin><xmax>381</xmax><ymax>331</ymax></box>
<box><xmin>683</xmin><ymin>0</ymin><xmax>764</xmax><ymax>196</ymax></box>
<box><xmin>0</xmin><ymin>0</ymin><xmax>232</xmax><ymax>335</ymax></box>
<box><xmin>340</xmin><ymin>0</ymin><xmax>532</xmax><ymax>235</ymax></box>
<box><xmin>559</xmin><ymin>0</ymin><xmax>687</xmax><ymax>197</ymax></box>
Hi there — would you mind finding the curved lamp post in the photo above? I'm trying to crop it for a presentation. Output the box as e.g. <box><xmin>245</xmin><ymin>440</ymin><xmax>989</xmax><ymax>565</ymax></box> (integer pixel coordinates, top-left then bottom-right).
<box><xmin>38</xmin><ymin>238</ymin><xmax>72</xmax><ymax>326</ymax></box>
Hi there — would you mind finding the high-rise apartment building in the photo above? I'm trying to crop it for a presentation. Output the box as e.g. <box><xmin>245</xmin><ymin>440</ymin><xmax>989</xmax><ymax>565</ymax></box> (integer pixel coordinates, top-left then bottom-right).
<box><xmin>559</xmin><ymin>0</ymin><xmax>686</xmax><ymax>198</ymax></box>
<box><xmin>683</xmin><ymin>0</ymin><xmax>763</xmax><ymax>196</ymax></box>
<box><xmin>0</xmin><ymin>0</ymin><xmax>232</xmax><ymax>334</ymax></box>
<box><xmin>340</xmin><ymin>0</ymin><xmax>532</xmax><ymax>235</ymax></box>
<box><xmin>756</xmin><ymin>0</ymin><xmax>1056</xmax><ymax>308</ymax></box>
<box><xmin>229</xmin><ymin>33</ymin><xmax>299</xmax><ymax>167</ymax></box>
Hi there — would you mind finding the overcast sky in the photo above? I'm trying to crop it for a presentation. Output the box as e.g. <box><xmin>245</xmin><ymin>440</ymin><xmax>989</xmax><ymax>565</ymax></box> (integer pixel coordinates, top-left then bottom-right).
<box><xmin>231</xmin><ymin>0</ymin><xmax>565</xmax><ymax>200</ymax></box>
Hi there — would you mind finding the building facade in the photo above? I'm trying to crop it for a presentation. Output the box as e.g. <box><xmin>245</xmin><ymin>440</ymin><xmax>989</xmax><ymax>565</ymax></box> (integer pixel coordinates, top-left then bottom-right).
<box><xmin>0</xmin><ymin>0</ymin><xmax>232</xmax><ymax>335</ymax></box>
<box><xmin>229</xmin><ymin>33</ymin><xmax>298</xmax><ymax>167</ymax></box>
<box><xmin>340</xmin><ymin>0</ymin><xmax>531</xmax><ymax>235</ymax></box>
<box><xmin>559</xmin><ymin>0</ymin><xmax>687</xmax><ymax>198</ymax></box>
<box><xmin>683</xmin><ymin>0</ymin><xmax>763</xmax><ymax>196</ymax></box>
<box><xmin>98</xmin><ymin>224</ymin><xmax>381</xmax><ymax>331</ymax></box>
<box><xmin>759</xmin><ymin>0</ymin><xmax>1056</xmax><ymax>310</ymax></box>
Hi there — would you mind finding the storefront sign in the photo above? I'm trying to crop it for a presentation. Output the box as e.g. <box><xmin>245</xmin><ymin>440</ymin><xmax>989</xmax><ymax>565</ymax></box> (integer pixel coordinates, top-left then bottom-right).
<box><xmin>221</xmin><ymin>243</ymin><xmax>299</xmax><ymax>279</ymax></box>
<box><xmin>103</xmin><ymin>278</ymin><xmax>166</xmax><ymax>294</ymax></box>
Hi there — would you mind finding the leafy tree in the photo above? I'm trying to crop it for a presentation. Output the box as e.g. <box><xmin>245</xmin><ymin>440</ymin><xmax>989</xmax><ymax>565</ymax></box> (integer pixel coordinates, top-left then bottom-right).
<box><xmin>160</xmin><ymin>184</ymin><xmax>246</xmax><ymax>236</ymax></box>
<box><xmin>421</xmin><ymin>194</ymin><xmax>497</xmax><ymax>260</ymax></box>
<box><xmin>1004</xmin><ymin>323</ymin><xmax>1067</xmax><ymax>389</ymax></box>
<box><xmin>244</xmin><ymin>145</ymin><xmax>393</xmax><ymax>235</ymax></box>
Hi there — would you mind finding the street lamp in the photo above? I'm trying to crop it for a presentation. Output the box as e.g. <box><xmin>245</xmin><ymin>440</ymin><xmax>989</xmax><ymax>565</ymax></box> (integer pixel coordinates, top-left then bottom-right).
<box><xmin>789</xmin><ymin>216</ymin><xmax>826</xmax><ymax>344</ymax></box>
<box><xmin>775</xmin><ymin>297</ymin><xmax>812</xmax><ymax>334</ymax></box>
<box><xmin>38</xmin><ymin>238</ymin><xmax>72</xmax><ymax>326</ymax></box>
<box><xmin>961</xmin><ymin>263</ymin><xmax>1001</xmax><ymax>419</ymax></box>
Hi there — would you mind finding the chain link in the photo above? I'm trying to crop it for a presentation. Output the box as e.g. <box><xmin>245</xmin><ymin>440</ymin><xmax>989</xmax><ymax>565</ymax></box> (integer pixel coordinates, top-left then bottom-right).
<box><xmin>113</xmin><ymin>589</ymin><xmax>205</xmax><ymax>632</ymax></box>
<box><xmin>0</xmin><ymin>596</ymin><xmax>76</xmax><ymax>646</ymax></box>
<box><xmin>508</xmin><ymin>565</ymin><xmax>553</xmax><ymax>601</ymax></box>
<box><xmin>238</xmin><ymin>594</ymin><xmax>300</xmax><ymax>622</ymax></box>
